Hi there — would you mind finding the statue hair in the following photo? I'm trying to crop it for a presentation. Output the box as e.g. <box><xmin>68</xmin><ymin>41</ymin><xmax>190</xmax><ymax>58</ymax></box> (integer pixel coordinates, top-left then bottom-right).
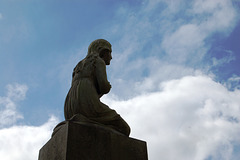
<box><xmin>87</xmin><ymin>39</ymin><xmax>112</xmax><ymax>56</ymax></box>
<box><xmin>72</xmin><ymin>39</ymin><xmax>111</xmax><ymax>79</ymax></box>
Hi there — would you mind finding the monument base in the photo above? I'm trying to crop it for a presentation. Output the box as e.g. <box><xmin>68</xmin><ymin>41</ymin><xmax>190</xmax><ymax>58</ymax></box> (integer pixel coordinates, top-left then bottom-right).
<box><xmin>38</xmin><ymin>122</ymin><xmax>148</xmax><ymax>160</ymax></box>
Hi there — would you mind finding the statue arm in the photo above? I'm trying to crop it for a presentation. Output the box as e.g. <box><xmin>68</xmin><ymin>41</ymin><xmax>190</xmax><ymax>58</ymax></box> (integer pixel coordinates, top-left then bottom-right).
<box><xmin>95</xmin><ymin>58</ymin><xmax>111</xmax><ymax>95</ymax></box>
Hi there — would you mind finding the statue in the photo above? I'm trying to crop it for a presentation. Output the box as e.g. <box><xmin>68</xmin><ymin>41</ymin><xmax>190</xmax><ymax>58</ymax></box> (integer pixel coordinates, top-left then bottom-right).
<box><xmin>39</xmin><ymin>39</ymin><xmax>148</xmax><ymax>160</ymax></box>
<box><xmin>63</xmin><ymin>39</ymin><xmax>130</xmax><ymax>136</ymax></box>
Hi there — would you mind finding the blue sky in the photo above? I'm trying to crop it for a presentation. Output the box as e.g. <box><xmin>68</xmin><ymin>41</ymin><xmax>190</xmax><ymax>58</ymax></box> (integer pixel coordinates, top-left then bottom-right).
<box><xmin>0</xmin><ymin>0</ymin><xmax>240</xmax><ymax>160</ymax></box>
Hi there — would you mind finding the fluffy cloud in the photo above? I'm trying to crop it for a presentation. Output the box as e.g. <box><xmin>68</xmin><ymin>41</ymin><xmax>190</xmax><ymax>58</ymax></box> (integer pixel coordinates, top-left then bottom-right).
<box><xmin>102</xmin><ymin>75</ymin><xmax>240</xmax><ymax>160</ymax></box>
<box><xmin>0</xmin><ymin>84</ymin><xmax>58</xmax><ymax>160</ymax></box>
<box><xmin>1</xmin><ymin>76</ymin><xmax>239</xmax><ymax>160</ymax></box>
<box><xmin>161</xmin><ymin>0</ymin><xmax>238</xmax><ymax>64</ymax></box>
<box><xmin>0</xmin><ymin>84</ymin><xmax>28</xmax><ymax>128</ymax></box>
<box><xmin>161</xmin><ymin>23</ymin><xmax>207</xmax><ymax>64</ymax></box>
<box><xmin>192</xmin><ymin>0</ymin><xmax>237</xmax><ymax>33</ymax></box>
<box><xmin>0</xmin><ymin>116</ymin><xmax>58</xmax><ymax>160</ymax></box>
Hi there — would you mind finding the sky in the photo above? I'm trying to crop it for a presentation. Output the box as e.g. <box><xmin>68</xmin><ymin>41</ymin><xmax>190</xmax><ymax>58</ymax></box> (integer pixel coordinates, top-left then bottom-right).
<box><xmin>0</xmin><ymin>0</ymin><xmax>240</xmax><ymax>159</ymax></box>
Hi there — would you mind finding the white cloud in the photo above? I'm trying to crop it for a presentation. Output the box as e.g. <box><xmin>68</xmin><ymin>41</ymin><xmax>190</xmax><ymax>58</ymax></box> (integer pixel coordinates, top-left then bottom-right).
<box><xmin>161</xmin><ymin>0</ymin><xmax>238</xmax><ymax>64</ymax></box>
<box><xmin>0</xmin><ymin>76</ymin><xmax>239</xmax><ymax>160</ymax></box>
<box><xmin>193</xmin><ymin>0</ymin><xmax>238</xmax><ymax>33</ymax></box>
<box><xmin>212</xmin><ymin>55</ymin><xmax>235</xmax><ymax>67</ymax></box>
<box><xmin>102</xmin><ymin>75</ymin><xmax>240</xmax><ymax>160</ymax></box>
<box><xmin>225</xmin><ymin>75</ymin><xmax>240</xmax><ymax>90</ymax></box>
<box><xmin>0</xmin><ymin>84</ymin><xmax>28</xmax><ymax>128</ymax></box>
<box><xmin>102</xmin><ymin>0</ymin><xmax>239</xmax><ymax>99</ymax></box>
<box><xmin>0</xmin><ymin>116</ymin><xmax>58</xmax><ymax>160</ymax></box>
<box><xmin>161</xmin><ymin>23</ymin><xmax>206</xmax><ymax>64</ymax></box>
<box><xmin>0</xmin><ymin>84</ymin><xmax>59</xmax><ymax>160</ymax></box>
<box><xmin>6</xmin><ymin>83</ymin><xmax>28</xmax><ymax>101</ymax></box>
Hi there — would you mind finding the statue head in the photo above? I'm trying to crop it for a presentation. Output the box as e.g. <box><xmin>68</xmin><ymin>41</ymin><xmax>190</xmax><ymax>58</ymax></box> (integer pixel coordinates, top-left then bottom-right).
<box><xmin>88</xmin><ymin>39</ymin><xmax>112</xmax><ymax>65</ymax></box>
<box><xmin>88</xmin><ymin>39</ymin><xmax>112</xmax><ymax>55</ymax></box>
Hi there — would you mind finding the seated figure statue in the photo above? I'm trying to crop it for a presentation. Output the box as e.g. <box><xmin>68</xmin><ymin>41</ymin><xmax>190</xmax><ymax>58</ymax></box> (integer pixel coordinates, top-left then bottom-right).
<box><xmin>62</xmin><ymin>39</ymin><xmax>130</xmax><ymax>136</ymax></box>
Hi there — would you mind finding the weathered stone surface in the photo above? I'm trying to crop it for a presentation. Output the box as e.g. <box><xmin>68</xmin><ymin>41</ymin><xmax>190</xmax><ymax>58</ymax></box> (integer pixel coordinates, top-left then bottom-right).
<box><xmin>38</xmin><ymin>122</ymin><xmax>148</xmax><ymax>160</ymax></box>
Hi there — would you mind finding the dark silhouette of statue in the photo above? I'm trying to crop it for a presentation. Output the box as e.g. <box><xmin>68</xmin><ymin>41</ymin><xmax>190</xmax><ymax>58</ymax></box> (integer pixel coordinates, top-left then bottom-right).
<box><xmin>63</xmin><ymin>39</ymin><xmax>130</xmax><ymax>136</ymax></box>
<box><xmin>39</xmin><ymin>40</ymin><xmax>147</xmax><ymax>160</ymax></box>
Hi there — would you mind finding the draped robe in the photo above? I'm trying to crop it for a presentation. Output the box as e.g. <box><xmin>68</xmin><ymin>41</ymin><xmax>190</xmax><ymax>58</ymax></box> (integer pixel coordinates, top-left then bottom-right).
<box><xmin>64</xmin><ymin>54</ymin><xmax>130</xmax><ymax>136</ymax></box>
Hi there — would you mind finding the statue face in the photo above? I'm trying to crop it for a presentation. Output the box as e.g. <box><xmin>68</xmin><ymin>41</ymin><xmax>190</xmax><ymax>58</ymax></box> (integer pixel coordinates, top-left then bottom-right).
<box><xmin>100</xmin><ymin>49</ymin><xmax>112</xmax><ymax>65</ymax></box>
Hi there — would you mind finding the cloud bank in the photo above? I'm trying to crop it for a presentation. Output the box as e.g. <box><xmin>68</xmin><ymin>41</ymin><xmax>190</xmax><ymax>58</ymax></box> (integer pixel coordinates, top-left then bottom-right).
<box><xmin>102</xmin><ymin>75</ymin><xmax>240</xmax><ymax>160</ymax></box>
<box><xmin>0</xmin><ymin>116</ymin><xmax>58</xmax><ymax>160</ymax></box>
<box><xmin>0</xmin><ymin>84</ymin><xmax>58</xmax><ymax>160</ymax></box>
<box><xmin>1</xmin><ymin>75</ymin><xmax>240</xmax><ymax>160</ymax></box>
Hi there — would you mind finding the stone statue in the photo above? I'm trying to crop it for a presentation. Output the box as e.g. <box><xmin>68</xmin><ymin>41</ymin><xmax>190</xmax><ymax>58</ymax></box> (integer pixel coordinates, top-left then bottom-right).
<box><xmin>39</xmin><ymin>39</ymin><xmax>148</xmax><ymax>160</ymax></box>
<box><xmin>63</xmin><ymin>39</ymin><xmax>130</xmax><ymax>136</ymax></box>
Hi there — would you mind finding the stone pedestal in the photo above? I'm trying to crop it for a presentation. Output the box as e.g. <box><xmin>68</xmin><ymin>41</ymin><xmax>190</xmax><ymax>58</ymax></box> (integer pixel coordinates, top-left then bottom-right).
<box><xmin>38</xmin><ymin>122</ymin><xmax>148</xmax><ymax>160</ymax></box>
